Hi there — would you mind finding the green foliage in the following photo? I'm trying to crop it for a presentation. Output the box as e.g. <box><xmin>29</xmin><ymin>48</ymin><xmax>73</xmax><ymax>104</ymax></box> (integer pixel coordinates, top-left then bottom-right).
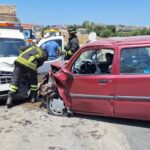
<box><xmin>40</xmin><ymin>21</ymin><xmax>150</xmax><ymax>38</ymax></box>
<box><xmin>81</xmin><ymin>21</ymin><xmax>150</xmax><ymax>37</ymax></box>
<box><xmin>82</xmin><ymin>21</ymin><xmax>96</xmax><ymax>33</ymax></box>
<box><xmin>99</xmin><ymin>28</ymin><xmax>112</xmax><ymax>37</ymax></box>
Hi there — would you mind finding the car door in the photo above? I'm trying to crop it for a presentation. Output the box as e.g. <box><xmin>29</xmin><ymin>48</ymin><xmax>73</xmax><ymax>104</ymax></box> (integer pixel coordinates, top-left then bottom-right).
<box><xmin>68</xmin><ymin>47</ymin><xmax>115</xmax><ymax>115</ymax></box>
<box><xmin>114</xmin><ymin>46</ymin><xmax>150</xmax><ymax>120</ymax></box>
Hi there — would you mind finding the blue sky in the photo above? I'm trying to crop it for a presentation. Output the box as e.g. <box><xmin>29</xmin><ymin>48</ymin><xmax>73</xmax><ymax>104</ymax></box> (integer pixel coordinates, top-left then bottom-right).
<box><xmin>1</xmin><ymin>0</ymin><xmax>150</xmax><ymax>26</ymax></box>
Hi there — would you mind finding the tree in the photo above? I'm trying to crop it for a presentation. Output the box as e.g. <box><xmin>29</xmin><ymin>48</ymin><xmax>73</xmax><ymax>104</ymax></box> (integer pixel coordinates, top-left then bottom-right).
<box><xmin>107</xmin><ymin>25</ymin><xmax>116</xmax><ymax>33</ymax></box>
<box><xmin>82</xmin><ymin>21</ymin><xmax>96</xmax><ymax>33</ymax></box>
<box><xmin>99</xmin><ymin>28</ymin><xmax>112</xmax><ymax>37</ymax></box>
<box><xmin>82</xmin><ymin>20</ymin><xmax>90</xmax><ymax>28</ymax></box>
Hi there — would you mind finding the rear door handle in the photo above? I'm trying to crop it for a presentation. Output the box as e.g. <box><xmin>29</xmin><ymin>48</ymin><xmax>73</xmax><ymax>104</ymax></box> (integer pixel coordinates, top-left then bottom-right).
<box><xmin>99</xmin><ymin>79</ymin><xmax>110</xmax><ymax>83</ymax></box>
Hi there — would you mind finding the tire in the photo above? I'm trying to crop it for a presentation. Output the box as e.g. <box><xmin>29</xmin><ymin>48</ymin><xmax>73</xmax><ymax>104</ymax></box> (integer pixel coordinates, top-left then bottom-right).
<box><xmin>46</xmin><ymin>92</ymin><xmax>67</xmax><ymax>116</ymax></box>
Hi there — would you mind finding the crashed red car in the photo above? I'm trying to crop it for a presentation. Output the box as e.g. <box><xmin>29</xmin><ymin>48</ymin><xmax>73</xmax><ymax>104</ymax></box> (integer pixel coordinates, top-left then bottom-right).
<box><xmin>40</xmin><ymin>36</ymin><xmax>150</xmax><ymax>121</ymax></box>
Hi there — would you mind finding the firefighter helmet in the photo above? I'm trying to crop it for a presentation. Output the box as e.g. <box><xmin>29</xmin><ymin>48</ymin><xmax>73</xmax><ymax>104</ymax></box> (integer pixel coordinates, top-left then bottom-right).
<box><xmin>68</xmin><ymin>27</ymin><xmax>76</xmax><ymax>34</ymax></box>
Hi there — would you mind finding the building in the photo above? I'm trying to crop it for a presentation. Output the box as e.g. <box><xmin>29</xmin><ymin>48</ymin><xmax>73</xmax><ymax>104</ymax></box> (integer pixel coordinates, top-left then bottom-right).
<box><xmin>0</xmin><ymin>4</ymin><xmax>20</xmax><ymax>23</ymax></box>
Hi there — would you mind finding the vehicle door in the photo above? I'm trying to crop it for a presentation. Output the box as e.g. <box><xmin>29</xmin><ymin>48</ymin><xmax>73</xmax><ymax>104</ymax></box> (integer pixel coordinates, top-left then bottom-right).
<box><xmin>114</xmin><ymin>45</ymin><xmax>150</xmax><ymax>120</ymax></box>
<box><xmin>68</xmin><ymin>47</ymin><xmax>115</xmax><ymax>115</ymax></box>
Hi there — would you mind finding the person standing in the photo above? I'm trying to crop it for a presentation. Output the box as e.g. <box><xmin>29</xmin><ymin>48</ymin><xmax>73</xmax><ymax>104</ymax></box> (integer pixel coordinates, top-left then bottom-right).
<box><xmin>42</xmin><ymin>40</ymin><xmax>61</xmax><ymax>60</ymax></box>
<box><xmin>65</xmin><ymin>27</ymin><xmax>80</xmax><ymax>60</ymax></box>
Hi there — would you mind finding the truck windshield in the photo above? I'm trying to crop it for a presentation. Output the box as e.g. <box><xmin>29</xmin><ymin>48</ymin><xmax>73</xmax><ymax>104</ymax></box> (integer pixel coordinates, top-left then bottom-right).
<box><xmin>0</xmin><ymin>38</ymin><xmax>26</xmax><ymax>57</ymax></box>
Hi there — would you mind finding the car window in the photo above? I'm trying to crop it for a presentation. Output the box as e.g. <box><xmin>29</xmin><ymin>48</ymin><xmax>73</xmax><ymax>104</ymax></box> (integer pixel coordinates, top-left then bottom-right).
<box><xmin>0</xmin><ymin>38</ymin><xmax>26</xmax><ymax>57</ymax></box>
<box><xmin>71</xmin><ymin>48</ymin><xmax>114</xmax><ymax>75</ymax></box>
<box><xmin>120</xmin><ymin>47</ymin><xmax>150</xmax><ymax>74</ymax></box>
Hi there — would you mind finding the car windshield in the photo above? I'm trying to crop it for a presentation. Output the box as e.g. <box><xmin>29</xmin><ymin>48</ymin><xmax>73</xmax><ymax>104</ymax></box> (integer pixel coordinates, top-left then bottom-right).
<box><xmin>0</xmin><ymin>38</ymin><xmax>26</xmax><ymax>57</ymax></box>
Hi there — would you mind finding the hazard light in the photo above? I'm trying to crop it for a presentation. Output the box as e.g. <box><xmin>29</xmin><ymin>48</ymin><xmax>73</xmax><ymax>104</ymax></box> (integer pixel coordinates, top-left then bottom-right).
<box><xmin>0</xmin><ymin>22</ymin><xmax>15</xmax><ymax>27</ymax></box>
<box><xmin>0</xmin><ymin>22</ymin><xmax>22</xmax><ymax>30</ymax></box>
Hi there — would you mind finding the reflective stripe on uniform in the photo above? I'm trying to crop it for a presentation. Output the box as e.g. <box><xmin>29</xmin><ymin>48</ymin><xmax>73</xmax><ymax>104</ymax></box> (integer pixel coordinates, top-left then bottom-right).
<box><xmin>19</xmin><ymin>47</ymin><xmax>33</xmax><ymax>57</ymax></box>
<box><xmin>31</xmin><ymin>88</ymin><xmax>38</xmax><ymax>91</ymax></box>
<box><xmin>10</xmin><ymin>85</ymin><xmax>18</xmax><ymax>90</ymax></box>
<box><xmin>31</xmin><ymin>85</ymin><xmax>38</xmax><ymax>91</ymax></box>
<box><xmin>20</xmin><ymin>46</ymin><xmax>43</xmax><ymax>60</ymax></box>
<box><xmin>10</xmin><ymin>88</ymin><xmax>16</xmax><ymax>92</ymax></box>
<box><xmin>67</xmin><ymin>50</ymin><xmax>73</xmax><ymax>56</ymax></box>
<box><xmin>9</xmin><ymin>85</ymin><xmax>18</xmax><ymax>93</ymax></box>
<box><xmin>28</xmin><ymin>55</ymin><xmax>35</xmax><ymax>62</ymax></box>
<box><xmin>35</xmin><ymin>46</ymin><xmax>43</xmax><ymax>58</ymax></box>
<box><xmin>58</xmin><ymin>47</ymin><xmax>61</xmax><ymax>52</ymax></box>
<box><xmin>35</xmin><ymin>54</ymin><xmax>40</xmax><ymax>59</ymax></box>
<box><xmin>16</xmin><ymin>57</ymin><xmax>37</xmax><ymax>70</ymax></box>
<box><xmin>31</xmin><ymin>85</ymin><xmax>38</xmax><ymax>88</ymax></box>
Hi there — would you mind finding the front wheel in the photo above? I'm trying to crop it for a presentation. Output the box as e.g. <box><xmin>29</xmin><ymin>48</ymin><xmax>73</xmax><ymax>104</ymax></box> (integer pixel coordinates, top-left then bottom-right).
<box><xmin>46</xmin><ymin>92</ymin><xmax>67</xmax><ymax>116</ymax></box>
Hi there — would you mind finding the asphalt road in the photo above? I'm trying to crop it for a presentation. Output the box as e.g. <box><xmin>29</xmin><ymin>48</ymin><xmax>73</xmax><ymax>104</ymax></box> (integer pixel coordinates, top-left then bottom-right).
<box><xmin>80</xmin><ymin>115</ymin><xmax>150</xmax><ymax>150</ymax></box>
<box><xmin>0</xmin><ymin>101</ymin><xmax>150</xmax><ymax>150</ymax></box>
<box><xmin>116</xmin><ymin>119</ymin><xmax>150</xmax><ymax>150</ymax></box>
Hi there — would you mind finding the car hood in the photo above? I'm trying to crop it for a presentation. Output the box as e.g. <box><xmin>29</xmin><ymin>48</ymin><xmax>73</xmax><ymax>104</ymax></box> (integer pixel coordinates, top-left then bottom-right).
<box><xmin>0</xmin><ymin>57</ymin><xmax>16</xmax><ymax>72</ymax></box>
<box><xmin>51</xmin><ymin>59</ymin><xmax>65</xmax><ymax>69</ymax></box>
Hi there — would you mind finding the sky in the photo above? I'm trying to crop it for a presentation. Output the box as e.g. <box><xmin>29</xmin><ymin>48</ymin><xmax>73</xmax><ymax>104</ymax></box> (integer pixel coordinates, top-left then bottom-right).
<box><xmin>1</xmin><ymin>0</ymin><xmax>150</xmax><ymax>27</ymax></box>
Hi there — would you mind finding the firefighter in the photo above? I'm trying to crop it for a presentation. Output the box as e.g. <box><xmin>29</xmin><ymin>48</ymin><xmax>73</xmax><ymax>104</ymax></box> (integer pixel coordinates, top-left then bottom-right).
<box><xmin>65</xmin><ymin>27</ymin><xmax>80</xmax><ymax>60</ymax></box>
<box><xmin>6</xmin><ymin>45</ymin><xmax>48</xmax><ymax>108</ymax></box>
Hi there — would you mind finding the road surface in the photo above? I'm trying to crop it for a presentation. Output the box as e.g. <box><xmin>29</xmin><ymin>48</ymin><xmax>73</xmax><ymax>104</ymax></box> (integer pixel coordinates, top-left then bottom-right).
<box><xmin>0</xmin><ymin>101</ymin><xmax>149</xmax><ymax>150</ymax></box>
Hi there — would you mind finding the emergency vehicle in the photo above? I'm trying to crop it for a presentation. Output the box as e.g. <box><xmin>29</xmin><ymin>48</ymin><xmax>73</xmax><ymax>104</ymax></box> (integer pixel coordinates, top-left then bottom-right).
<box><xmin>0</xmin><ymin>23</ymin><xmax>65</xmax><ymax>99</ymax></box>
<box><xmin>0</xmin><ymin>22</ymin><xmax>27</xmax><ymax>98</ymax></box>
<box><xmin>43</xmin><ymin>28</ymin><xmax>61</xmax><ymax>37</ymax></box>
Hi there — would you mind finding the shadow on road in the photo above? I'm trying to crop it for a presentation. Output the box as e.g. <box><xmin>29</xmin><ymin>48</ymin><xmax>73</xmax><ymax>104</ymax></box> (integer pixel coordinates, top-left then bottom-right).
<box><xmin>1</xmin><ymin>99</ymin><xmax>149</xmax><ymax>128</ymax></box>
<box><xmin>0</xmin><ymin>99</ymin><xmax>29</xmax><ymax>107</ymax></box>
<box><xmin>74</xmin><ymin>114</ymin><xmax>150</xmax><ymax>128</ymax></box>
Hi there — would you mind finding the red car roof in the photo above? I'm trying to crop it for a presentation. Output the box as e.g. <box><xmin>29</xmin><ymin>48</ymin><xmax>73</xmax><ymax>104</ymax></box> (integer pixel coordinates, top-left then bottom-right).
<box><xmin>85</xmin><ymin>36</ymin><xmax>150</xmax><ymax>47</ymax></box>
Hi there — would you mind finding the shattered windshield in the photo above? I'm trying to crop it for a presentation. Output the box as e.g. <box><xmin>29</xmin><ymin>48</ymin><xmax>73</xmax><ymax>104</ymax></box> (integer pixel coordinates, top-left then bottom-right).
<box><xmin>0</xmin><ymin>38</ymin><xmax>26</xmax><ymax>57</ymax></box>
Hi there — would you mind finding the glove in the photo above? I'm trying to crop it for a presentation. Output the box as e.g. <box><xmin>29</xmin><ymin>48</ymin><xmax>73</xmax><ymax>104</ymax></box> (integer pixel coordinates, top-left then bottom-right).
<box><xmin>67</xmin><ymin>50</ymin><xmax>73</xmax><ymax>56</ymax></box>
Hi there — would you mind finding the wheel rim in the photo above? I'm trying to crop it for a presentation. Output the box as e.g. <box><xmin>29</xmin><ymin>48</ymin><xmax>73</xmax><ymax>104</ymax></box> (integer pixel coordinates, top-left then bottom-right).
<box><xmin>49</xmin><ymin>97</ymin><xmax>65</xmax><ymax>115</ymax></box>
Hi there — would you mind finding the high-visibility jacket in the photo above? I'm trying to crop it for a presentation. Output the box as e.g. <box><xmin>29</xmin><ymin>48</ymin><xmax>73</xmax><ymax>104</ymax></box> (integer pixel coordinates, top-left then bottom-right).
<box><xmin>16</xmin><ymin>46</ymin><xmax>48</xmax><ymax>71</ymax></box>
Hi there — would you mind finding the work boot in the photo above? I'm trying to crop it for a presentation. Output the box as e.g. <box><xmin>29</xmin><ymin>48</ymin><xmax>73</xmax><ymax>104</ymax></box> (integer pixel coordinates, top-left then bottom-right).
<box><xmin>31</xmin><ymin>92</ymin><xmax>37</xmax><ymax>103</ymax></box>
<box><xmin>31</xmin><ymin>97</ymin><xmax>36</xmax><ymax>103</ymax></box>
<box><xmin>6</xmin><ymin>94</ymin><xmax>13</xmax><ymax>109</ymax></box>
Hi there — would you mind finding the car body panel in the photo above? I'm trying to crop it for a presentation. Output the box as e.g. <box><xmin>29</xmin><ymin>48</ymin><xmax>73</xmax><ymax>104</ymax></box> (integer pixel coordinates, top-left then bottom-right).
<box><xmin>69</xmin><ymin>74</ymin><xmax>114</xmax><ymax>115</ymax></box>
<box><xmin>0</xmin><ymin>83</ymin><xmax>9</xmax><ymax>98</ymax></box>
<box><xmin>0</xmin><ymin>57</ymin><xmax>16</xmax><ymax>71</ymax></box>
<box><xmin>113</xmin><ymin>44</ymin><xmax>150</xmax><ymax>120</ymax></box>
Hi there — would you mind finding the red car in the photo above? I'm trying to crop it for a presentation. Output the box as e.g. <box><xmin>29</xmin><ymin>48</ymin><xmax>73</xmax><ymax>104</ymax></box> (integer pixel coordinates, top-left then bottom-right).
<box><xmin>41</xmin><ymin>36</ymin><xmax>150</xmax><ymax>121</ymax></box>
